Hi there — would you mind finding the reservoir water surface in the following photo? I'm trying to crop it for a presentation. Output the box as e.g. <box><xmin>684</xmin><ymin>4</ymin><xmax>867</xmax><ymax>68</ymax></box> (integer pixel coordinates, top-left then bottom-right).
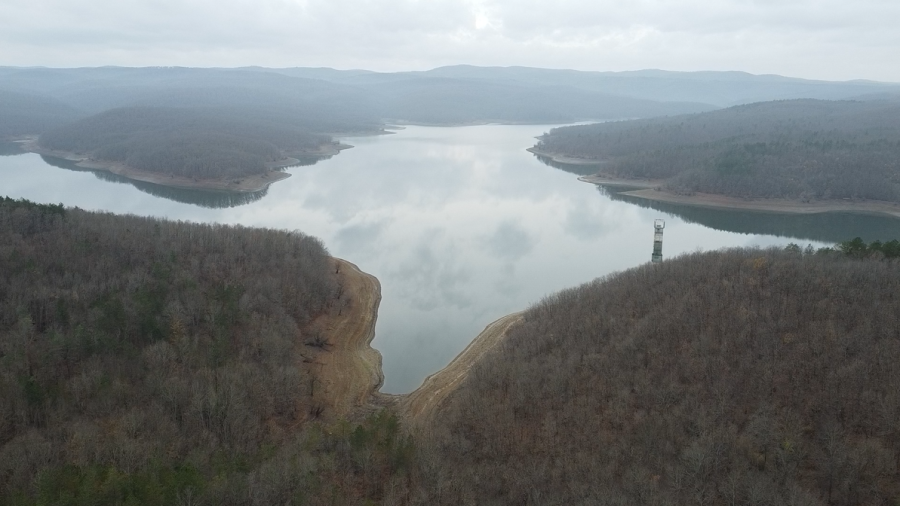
<box><xmin>4</xmin><ymin>124</ymin><xmax>899</xmax><ymax>392</ymax></box>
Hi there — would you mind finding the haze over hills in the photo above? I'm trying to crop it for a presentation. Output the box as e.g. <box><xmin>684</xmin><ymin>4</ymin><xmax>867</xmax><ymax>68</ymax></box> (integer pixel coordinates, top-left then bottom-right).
<box><xmin>235</xmin><ymin>65</ymin><xmax>900</xmax><ymax>107</ymax></box>
<box><xmin>0</xmin><ymin>66</ymin><xmax>714</xmax><ymax>128</ymax></box>
<box><xmin>415</xmin><ymin>66</ymin><xmax>900</xmax><ymax>106</ymax></box>
<box><xmin>0</xmin><ymin>89</ymin><xmax>84</xmax><ymax>138</ymax></box>
<box><xmin>3</xmin><ymin>65</ymin><xmax>899</xmax><ymax>133</ymax></box>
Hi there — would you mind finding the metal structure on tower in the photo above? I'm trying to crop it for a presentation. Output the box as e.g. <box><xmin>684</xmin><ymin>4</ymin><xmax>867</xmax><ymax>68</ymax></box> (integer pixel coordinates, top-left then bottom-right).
<box><xmin>652</xmin><ymin>219</ymin><xmax>665</xmax><ymax>263</ymax></box>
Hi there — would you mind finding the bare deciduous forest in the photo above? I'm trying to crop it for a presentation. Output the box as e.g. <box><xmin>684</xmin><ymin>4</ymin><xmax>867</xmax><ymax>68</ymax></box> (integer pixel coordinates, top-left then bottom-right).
<box><xmin>0</xmin><ymin>199</ymin><xmax>415</xmax><ymax>505</ymax></box>
<box><xmin>4</xmin><ymin>197</ymin><xmax>900</xmax><ymax>505</ymax></box>
<box><xmin>37</xmin><ymin>107</ymin><xmax>337</xmax><ymax>179</ymax></box>
<box><xmin>535</xmin><ymin>99</ymin><xmax>900</xmax><ymax>202</ymax></box>
<box><xmin>419</xmin><ymin>248</ymin><xmax>900</xmax><ymax>505</ymax></box>
<box><xmin>0</xmin><ymin>90</ymin><xmax>83</xmax><ymax>139</ymax></box>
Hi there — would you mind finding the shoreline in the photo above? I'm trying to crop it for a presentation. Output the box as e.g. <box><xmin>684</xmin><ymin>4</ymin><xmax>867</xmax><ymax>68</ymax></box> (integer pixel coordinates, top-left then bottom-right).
<box><xmin>21</xmin><ymin>138</ymin><xmax>347</xmax><ymax>193</ymax></box>
<box><xmin>391</xmin><ymin>120</ymin><xmax>585</xmax><ymax>128</ymax></box>
<box><xmin>526</xmin><ymin>147</ymin><xmax>607</xmax><ymax>166</ymax></box>
<box><xmin>296</xmin><ymin>142</ymin><xmax>354</xmax><ymax>155</ymax></box>
<box><xmin>316</xmin><ymin>258</ymin><xmax>385</xmax><ymax>420</ymax></box>
<box><xmin>579</xmin><ymin>174</ymin><xmax>900</xmax><ymax>218</ymax></box>
<box><xmin>400</xmin><ymin>312</ymin><xmax>524</xmax><ymax>429</ymax></box>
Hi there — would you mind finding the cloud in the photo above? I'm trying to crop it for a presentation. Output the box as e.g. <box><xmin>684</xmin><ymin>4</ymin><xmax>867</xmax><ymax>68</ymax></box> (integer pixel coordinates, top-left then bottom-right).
<box><xmin>388</xmin><ymin>229</ymin><xmax>474</xmax><ymax>312</ymax></box>
<box><xmin>485</xmin><ymin>220</ymin><xmax>535</xmax><ymax>261</ymax></box>
<box><xmin>0</xmin><ymin>0</ymin><xmax>898</xmax><ymax>81</ymax></box>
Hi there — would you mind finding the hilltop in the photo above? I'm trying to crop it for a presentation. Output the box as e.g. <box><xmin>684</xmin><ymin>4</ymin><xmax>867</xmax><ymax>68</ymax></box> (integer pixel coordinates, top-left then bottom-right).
<box><xmin>416</xmin><ymin>247</ymin><xmax>900</xmax><ymax>504</ymax></box>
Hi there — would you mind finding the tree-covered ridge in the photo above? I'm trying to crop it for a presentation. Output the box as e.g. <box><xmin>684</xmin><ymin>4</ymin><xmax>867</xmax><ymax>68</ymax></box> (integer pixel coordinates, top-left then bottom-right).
<box><xmin>365</xmin><ymin>77</ymin><xmax>714</xmax><ymax>124</ymax></box>
<box><xmin>535</xmin><ymin>99</ymin><xmax>900</xmax><ymax>201</ymax></box>
<box><xmin>423</xmin><ymin>248</ymin><xmax>900</xmax><ymax>504</ymax></box>
<box><xmin>0</xmin><ymin>90</ymin><xmax>83</xmax><ymax>139</ymax></box>
<box><xmin>0</xmin><ymin>202</ymin><xmax>418</xmax><ymax>504</ymax></box>
<box><xmin>38</xmin><ymin>107</ymin><xmax>335</xmax><ymax>179</ymax></box>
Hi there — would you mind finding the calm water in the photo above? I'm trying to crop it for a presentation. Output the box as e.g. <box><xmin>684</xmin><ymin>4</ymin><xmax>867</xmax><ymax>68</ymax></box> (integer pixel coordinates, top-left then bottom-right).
<box><xmin>3</xmin><ymin>126</ymin><xmax>899</xmax><ymax>392</ymax></box>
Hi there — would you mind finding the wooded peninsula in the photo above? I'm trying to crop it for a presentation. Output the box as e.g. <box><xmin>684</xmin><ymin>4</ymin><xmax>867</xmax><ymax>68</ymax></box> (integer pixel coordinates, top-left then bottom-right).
<box><xmin>28</xmin><ymin>107</ymin><xmax>355</xmax><ymax>192</ymax></box>
<box><xmin>533</xmin><ymin>99</ymin><xmax>900</xmax><ymax>212</ymax></box>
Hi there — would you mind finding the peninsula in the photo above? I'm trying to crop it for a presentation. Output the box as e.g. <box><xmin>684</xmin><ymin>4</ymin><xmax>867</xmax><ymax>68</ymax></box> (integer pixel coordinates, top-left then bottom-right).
<box><xmin>30</xmin><ymin>106</ymin><xmax>355</xmax><ymax>192</ymax></box>
<box><xmin>534</xmin><ymin>99</ymin><xmax>900</xmax><ymax>216</ymax></box>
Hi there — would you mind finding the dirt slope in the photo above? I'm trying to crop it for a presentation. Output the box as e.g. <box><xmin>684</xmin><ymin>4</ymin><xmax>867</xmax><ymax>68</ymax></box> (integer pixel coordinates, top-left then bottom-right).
<box><xmin>400</xmin><ymin>312</ymin><xmax>524</xmax><ymax>429</ymax></box>
<box><xmin>314</xmin><ymin>258</ymin><xmax>384</xmax><ymax>419</ymax></box>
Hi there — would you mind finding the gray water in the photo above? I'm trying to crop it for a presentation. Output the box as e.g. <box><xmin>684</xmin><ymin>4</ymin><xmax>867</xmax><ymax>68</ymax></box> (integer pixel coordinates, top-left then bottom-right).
<box><xmin>3</xmin><ymin>125</ymin><xmax>898</xmax><ymax>393</ymax></box>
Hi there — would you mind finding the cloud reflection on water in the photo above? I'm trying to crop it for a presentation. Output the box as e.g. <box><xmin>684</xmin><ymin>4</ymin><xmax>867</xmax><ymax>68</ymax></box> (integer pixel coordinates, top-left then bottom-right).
<box><xmin>0</xmin><ymin>124</ymin><xmax>850</xmax><ymax>393</ymax></box>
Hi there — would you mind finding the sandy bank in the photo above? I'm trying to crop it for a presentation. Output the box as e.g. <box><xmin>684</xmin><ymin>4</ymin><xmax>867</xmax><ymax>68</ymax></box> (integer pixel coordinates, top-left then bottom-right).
<box><xmin>526</xmin><ymin>147</ymin><xmax>607</xmax><ymax>166</ymax></box>
<box><xmin>314</xmin><ymin>258</ymin><xmax>385</xmax><ymax>420</ymax></box>
<box><xmin>400</xmin><ymin>312</ymin><xmax>524</xmax><ymax>429</ymax></box>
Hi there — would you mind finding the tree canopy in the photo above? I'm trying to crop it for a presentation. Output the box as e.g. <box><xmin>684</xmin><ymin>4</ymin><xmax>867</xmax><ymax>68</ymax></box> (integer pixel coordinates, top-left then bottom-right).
<box><xmin>422</xmin><ymin>247</ymin><xmax>900</xmax><ymax>504</ymax></box>
<box><xmin>535</xmin><ymin>99</ymin><xmax>900</xmax><ymax>202</ymax></box>
<box><xmin>38</xmin><ymin>107</ymin><xmax>334</xmax><ymax>179</ymax></box>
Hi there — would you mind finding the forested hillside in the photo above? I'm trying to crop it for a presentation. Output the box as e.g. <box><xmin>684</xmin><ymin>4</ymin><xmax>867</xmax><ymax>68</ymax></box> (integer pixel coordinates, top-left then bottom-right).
<box><xmin>0</xmin><ymin>199</ymin><xmax>415</xmax><ymax>505</ymax></box>
<box><xmin>0</xmin><ymin>67</ymin><xmax>380</xmax><ymax>130</ymax></box>
<box><xmin>0</xmin><ymin>90</ymin><xmax>83</xmax><ymax>139</ymax></box>
<box><xmin>420</xmin><ymin>248</ymin><xmax>900</xmax><ymax>505</ymax></box>
<box><xmin>534</xmin><ymin>99</ymin><xmax>900</xmax><ymax>201</ymax></box>
<box><xmin>5</xmin><ymin>195</ymin><xmax>900</xmax><ymax>504</ymax></box>
<box><xmin>38</xmin><ymin>107</ymin><xmax>335</xmax><ymax>179</ymax></box>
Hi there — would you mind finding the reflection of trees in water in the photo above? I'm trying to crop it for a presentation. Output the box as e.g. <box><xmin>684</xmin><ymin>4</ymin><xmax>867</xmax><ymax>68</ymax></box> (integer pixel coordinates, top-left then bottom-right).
<box><xmin>0</xmin><ymin>142</ymin><xmax>24</xmax><ymax>156</ymax></box>
<box><xmin>598</xmin><ymin>185</ymin><xmax>900</xmax><ymax>244</ymax></box>
<box><xmin>40</xmin><ymin>155</ymin><xmax>268</xmax><ymax>208</ymax></box>
<box><xmin>532</xmin><ymin>153</ymin><xmax>602</xmax><ymax>176</ymax></box>
<box><xmin>130</xmin><ymin>181</ymin><xmax>268</xmax><ymax>208</ymax></box>
<box><xmin>41</xmin><ymin>155</ymin><xmax>97</xmax><ymax>172</ymax></box>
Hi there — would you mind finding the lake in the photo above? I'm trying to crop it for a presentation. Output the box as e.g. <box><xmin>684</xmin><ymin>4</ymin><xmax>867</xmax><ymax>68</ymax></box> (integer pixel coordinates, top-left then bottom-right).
<box><xmin>4</xmin><ymin>125</ymin><xmax>900</xmax><ymax>393</ymax></box>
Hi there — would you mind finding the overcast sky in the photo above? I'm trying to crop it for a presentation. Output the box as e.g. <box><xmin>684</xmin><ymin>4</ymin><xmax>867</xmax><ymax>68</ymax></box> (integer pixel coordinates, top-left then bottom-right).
<box><xmin>1</xmin><ymin>0</ymin><xmax>898</xmax><ymax>82</ymax></box>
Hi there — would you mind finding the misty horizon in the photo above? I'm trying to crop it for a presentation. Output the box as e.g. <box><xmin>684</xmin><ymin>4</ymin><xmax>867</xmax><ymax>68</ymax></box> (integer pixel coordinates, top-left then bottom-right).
<box><xmin>2</xmin><ymin>64</ymin><xmax>898</xmax><ymax>86</ymax></box>
<box><xmin>1</xmin><ymin>0</ymin><xmax>898</xmax><ymax>82</ymax></box>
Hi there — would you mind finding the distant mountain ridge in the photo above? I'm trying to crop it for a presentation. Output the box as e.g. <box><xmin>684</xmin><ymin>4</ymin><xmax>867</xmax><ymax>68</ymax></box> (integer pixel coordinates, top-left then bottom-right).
<box><xmin>0</xmin><ymin>65</ymin><xmax>718</xmax><ymax>127</ymax></box>
<box><xmin>231</xmin><ymin>64</ymin><xmax>900</xmax><ymax>107</ymax></box>
<box><xmin>3</xmin><ymin>65</ymin><xmax>897</xmax><ymax>132</ymax></box>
